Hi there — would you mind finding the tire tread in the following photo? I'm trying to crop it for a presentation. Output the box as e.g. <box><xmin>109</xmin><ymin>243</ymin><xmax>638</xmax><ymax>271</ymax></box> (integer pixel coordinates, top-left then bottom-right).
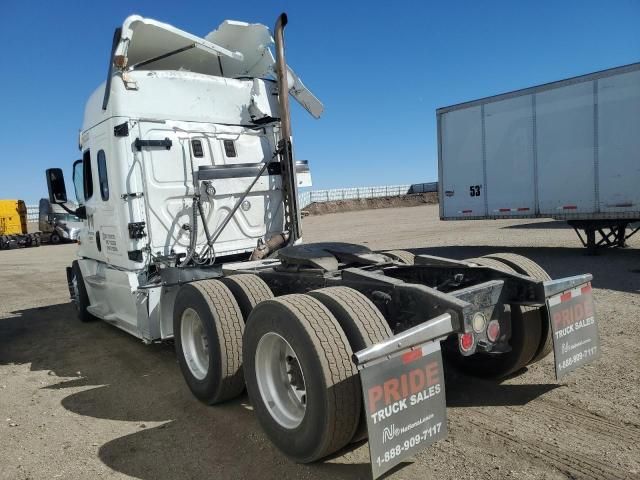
<box><xmin>271</xmin><ymin>294</ymin><xmax>360</xmax><ymax>460</ymax></box>
<box><xmin>191</xmin><ymin>279</ymin><xmax>245</xmax><ymax>403</ymax></box>
<box><xmin>482</xmin><ymin>253</ymin><xmax>553</xmax><ymax>364</ymax></box>
<box><xmin>309</xmin><ymin>287</ymin><xmax>392</xmax><ymax>349</ymax></box>
<box><xmin>221</xmin><ymin>274</ymin><xmax>273</xmax><ymax>320</ymax></box>
<box><xmin>383</xmin><ymin>250</ymin><xmax>415</xmax><ymax>265</ymax></box>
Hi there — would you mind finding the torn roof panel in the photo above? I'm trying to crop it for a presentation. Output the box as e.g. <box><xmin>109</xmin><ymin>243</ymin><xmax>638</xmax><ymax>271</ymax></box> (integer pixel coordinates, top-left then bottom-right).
<box><xmin>112</xmin><ymin>15</ymin><xmax>323</xmax><ymax>118</ymax></box>
<box><xmin>115</xmin><ymin>16</ymin><xmax>242</xmax><ymax>75</ymax></box>
<box><xmin>205</xmin><ymin>20</ymin><xmax>275</xmax><ymax>78</ymax></box>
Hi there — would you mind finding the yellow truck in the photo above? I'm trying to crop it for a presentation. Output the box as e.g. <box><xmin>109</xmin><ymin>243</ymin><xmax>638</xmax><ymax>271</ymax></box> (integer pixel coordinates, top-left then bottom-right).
<box><xmin>0</xmin><ymin>200</ymin><xmax>41</xmax><ymax>249</ymax></box>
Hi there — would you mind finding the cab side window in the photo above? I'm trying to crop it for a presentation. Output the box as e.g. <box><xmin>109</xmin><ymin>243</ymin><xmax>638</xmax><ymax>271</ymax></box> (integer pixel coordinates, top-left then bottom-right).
<box><xmin>82</xmin><ymin>149</ymin><xmax>94</xmax><ymax>200</ymax></box>
<box><xmin>97</xmin><ymin>150</ymin><xmax>109</xmax><ymax>201</ymax></box>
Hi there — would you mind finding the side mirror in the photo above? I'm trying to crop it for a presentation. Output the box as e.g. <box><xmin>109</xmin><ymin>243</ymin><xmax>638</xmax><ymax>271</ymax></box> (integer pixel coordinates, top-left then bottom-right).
<box><xmin>46</xmin><ymin>168</ymin><xmax>68</xmax><ymax>204</ymax></box>
<box><xmin>75</xmin><ymin>206</ymin><xmax>87</xmax><ymax>220</ymax></box>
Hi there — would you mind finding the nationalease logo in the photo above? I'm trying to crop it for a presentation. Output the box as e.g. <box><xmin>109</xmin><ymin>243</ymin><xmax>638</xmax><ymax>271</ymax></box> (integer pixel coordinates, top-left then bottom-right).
<box><xmin>367</xmin><ymin>361</ymin><xmax>441</xmax><ymax>424</ymax></box>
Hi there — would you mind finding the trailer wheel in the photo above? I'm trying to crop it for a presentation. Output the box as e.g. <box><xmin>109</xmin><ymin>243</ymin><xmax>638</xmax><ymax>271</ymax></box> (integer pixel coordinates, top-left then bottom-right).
<box><xmin>243</xmin><ymin>294</ymin><xmax>360</xmax><ymax>463</ymax></box>
<box><xmin>383</xmin><ymin>249</ymin><xmax>415</xmax><ymax>265</ymax></box>
<box><xmin>70</xmin><ymin>261</ymin><xmax>97</xmax><ymax>323</ymax></box>
<box><xmin>50</xmin><ymin>232</ymin><xmax>61</xmax><ymax>245</ymax></box>
<box><xmin>220</xmin><ymin>274</ymin><xmax>273</xmax><ymax>320</ymax></box>
<box><xmin>482</xmin><ymin>253</ymin><xmax>553</xmax><ymax>364</ymax></box>
<box><xmin>452</xmin><ymin>257</ymin><xmax>542</xmax><ymax>377</ymax></box>
<box><xmin>174</xmin><ymin>280</ymin><xmax>245</xmax><ymax>405</ymax></box>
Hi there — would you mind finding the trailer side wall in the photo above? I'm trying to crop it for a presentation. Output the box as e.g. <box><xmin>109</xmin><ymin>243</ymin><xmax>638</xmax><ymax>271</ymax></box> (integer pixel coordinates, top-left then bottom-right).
<box><xmin>438</xmin><ymin>63</ymin><xmax>640</xmax><ymax>221</ymax></box>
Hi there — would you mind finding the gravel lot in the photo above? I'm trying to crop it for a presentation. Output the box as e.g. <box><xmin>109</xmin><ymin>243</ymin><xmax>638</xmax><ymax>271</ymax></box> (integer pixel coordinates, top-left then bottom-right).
<box><xmin>1</xmin><ymin>204</ymin><xmax>639</xmax><ymax>480</ymax></box>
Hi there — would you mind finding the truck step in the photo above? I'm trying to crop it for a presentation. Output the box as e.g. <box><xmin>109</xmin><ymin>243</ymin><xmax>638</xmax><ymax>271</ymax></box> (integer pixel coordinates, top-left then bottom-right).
<box><xmin>84</xmin><ymin>275</ymin><xmax>107</xmax><ymax>288</ymax></box>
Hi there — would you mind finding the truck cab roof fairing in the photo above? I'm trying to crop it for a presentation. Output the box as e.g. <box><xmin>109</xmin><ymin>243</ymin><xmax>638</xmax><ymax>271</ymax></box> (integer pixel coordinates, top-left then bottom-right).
<box><xmin>110</xmin><ymin>15</ymin><xmax>323</xmax><ymax>118</ymax></box>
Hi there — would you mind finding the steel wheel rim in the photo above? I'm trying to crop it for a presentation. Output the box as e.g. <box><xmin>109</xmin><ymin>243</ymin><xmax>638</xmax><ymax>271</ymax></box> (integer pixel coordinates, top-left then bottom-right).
<box><xmin>181</xmin><ymin>308</ymin><xmax>209</xmax><ymax>380</ymax></box>
<box><xmin>255</xmin><ymin>332</ymin><xmax>306</xmax><ymax>429</ymax></box>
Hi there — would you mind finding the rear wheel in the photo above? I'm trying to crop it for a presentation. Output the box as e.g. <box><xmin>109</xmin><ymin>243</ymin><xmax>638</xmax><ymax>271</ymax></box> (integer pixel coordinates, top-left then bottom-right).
<box><xmin>243</xmin><ymin>294</ymin><xmax>360</xmax><ymax>463</ymax></box>
<box><xmin>174</xmin><ymin>280</ymin><xmax>245</xmax><ymax>404</ymax></box>
<box><xmin>308</xmin><ymin>287</ymin><xmax>391</xmax><ymax>441</ymax></box>
<box><xmin>220</xmin><ymin>274</ymin><xmax>273</xmax><ymax>320</ymax></box>
<box><xmin>383</xmin><ymin>249</ymin><xmax>415</xmax><ymax>265</ymax></box>
<box><xmin>482</xmin><ymin>253</ymin><xmax>552</xmax><ymax>364</ymax></box>
<box><xmin>451</xmin><ymin>257</ymin><xmax>541</xmax><ymax>377</ymax></box>
<box><xmin>308</xmin><ymin>287</ymin><xmax>392</xmax><ymax>352</ymax></box>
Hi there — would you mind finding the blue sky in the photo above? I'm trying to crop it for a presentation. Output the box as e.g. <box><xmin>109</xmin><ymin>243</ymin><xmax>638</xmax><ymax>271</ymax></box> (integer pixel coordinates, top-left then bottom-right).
<box><xmin>1</xmin><ymin>1</ymin><xmax>638</xmax><ymax>203</ymax></box>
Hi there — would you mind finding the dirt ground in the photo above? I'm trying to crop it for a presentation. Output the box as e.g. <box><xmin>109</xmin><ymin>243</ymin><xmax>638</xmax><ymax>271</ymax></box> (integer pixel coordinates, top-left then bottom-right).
<box><xmin>302</xmin><ymin>193</ymin><xmax>438</xmax><ymax>216</ymax></box>
<box><xmin>1</xmin><ymin>204</ymin><xmax>639</xmax><ymax>480</ymax></box>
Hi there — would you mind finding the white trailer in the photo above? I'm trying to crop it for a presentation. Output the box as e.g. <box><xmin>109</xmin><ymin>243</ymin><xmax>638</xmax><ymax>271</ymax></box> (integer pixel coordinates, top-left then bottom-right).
<box><xmin>437</xmin><ymin>62</ymin><xmax>640</xmax><ymax>251</ymax></box>
<box><xmin>45</xmin><ymin>13</ymin><xmax>599</xmax><ymax>478</ymax></box>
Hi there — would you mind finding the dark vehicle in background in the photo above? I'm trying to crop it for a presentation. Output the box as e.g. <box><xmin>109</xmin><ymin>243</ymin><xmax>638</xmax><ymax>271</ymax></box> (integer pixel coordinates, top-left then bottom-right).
<box><xmin>38</xmin><ymin>198</ymin><xmax>82</xmax><ymax>244</ymax></box>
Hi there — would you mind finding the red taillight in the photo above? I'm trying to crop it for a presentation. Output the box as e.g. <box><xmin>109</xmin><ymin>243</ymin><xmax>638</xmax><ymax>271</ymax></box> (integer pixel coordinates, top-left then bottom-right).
<box><xmin>459</xmin><ymin>332</ymin><xmax>474</xmax><ymax>352</ymax></box>
<box><xmin>487</xmin><ymin>320</ymin><xmax>500</xmax><ymax>343</ymax></box>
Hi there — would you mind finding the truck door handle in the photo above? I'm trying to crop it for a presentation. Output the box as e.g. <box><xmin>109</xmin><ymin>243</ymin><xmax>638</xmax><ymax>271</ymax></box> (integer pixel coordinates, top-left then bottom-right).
<box><xmin>135</xmin><ymin>138</ymin><xmax>172</xmax><ymax>151</ymax></box>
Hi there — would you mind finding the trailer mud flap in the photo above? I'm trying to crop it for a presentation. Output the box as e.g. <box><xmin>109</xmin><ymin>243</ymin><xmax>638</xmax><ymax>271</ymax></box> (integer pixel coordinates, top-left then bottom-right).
<box><xmin>358</xmin><ymin>341</ymin><xmax>447</xmax><ymax>479</ymax></box>
<box><xmin>548</xmin><ymin>282</ymin><xmax>600</xmax><ymax>380</ymax></box>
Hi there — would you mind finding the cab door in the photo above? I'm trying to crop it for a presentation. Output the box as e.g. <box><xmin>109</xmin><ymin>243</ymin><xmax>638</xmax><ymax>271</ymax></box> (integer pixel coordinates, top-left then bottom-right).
<box><xmin>74</xmin><ymin>144</ymin><xmax>106</xmax><ymax>263</ymax></box>
<box><xmin>78</xmin><ymin>125</ymin><xmax>123</xmax><ymax>265</ymax></box>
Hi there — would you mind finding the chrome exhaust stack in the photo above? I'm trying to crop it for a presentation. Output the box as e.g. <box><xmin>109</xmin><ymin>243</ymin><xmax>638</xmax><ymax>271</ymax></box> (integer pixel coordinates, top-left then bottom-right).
<box><xmin>274</xmin><ymin>13</ymin><xmax>302</xmax><ymax>244</ymax></box>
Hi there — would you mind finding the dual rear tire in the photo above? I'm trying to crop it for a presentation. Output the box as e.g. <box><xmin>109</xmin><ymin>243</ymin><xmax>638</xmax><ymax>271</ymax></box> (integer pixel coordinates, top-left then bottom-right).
<box><xmin>174</xmin><ymin>276</ymin><xmax>391</xmax><ymax>463</ymax></box>
<box><xmin>243</xmin><ymin>294</ymin><xmax>360</xmax><ymax>462</ymax></box>
<box><xmin>173</xmin><ymin>274</ymin><xmax>274</xmax><ymax>405</ymax></box>
<box><xmin>243</xmin><ymin>287</ymin><xmax>391</xmax><ymax>462</ymax></box>
<box><xmin>455</xmin><ymin>253</ymin><xmax>552</xmax><ymax>377</ymax></box>
<box><xmin>173</xmin><ymin>280</ymin><xmax>246</xmax><ymax>404</ymax></box>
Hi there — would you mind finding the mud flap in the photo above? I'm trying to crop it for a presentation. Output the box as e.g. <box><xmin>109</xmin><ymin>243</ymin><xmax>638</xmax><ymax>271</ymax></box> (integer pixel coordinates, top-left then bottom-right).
<box><xmin>357</xmin><ymin>340</ymin><xmax>448</xmax><ymax>479</ymax></box>
<box><xmin>547</xmin><ymin>282</ymin><xmax>600</xmax><ymax>380</ymax></box>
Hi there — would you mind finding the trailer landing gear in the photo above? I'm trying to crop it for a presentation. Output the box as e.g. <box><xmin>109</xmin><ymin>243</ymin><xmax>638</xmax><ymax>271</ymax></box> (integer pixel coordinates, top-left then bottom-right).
<box><xmin>569</xmin><ymin>220</ymin><xmax>640</xmax><ymax>254</ymax></box>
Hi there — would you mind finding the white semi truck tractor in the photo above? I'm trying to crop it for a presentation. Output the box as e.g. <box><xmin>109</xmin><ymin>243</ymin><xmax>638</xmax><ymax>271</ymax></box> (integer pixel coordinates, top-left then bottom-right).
<box><xmin>46</xmin><ymin>13</ymin><xmax>601</xmax><ymax>478</ymax></box>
